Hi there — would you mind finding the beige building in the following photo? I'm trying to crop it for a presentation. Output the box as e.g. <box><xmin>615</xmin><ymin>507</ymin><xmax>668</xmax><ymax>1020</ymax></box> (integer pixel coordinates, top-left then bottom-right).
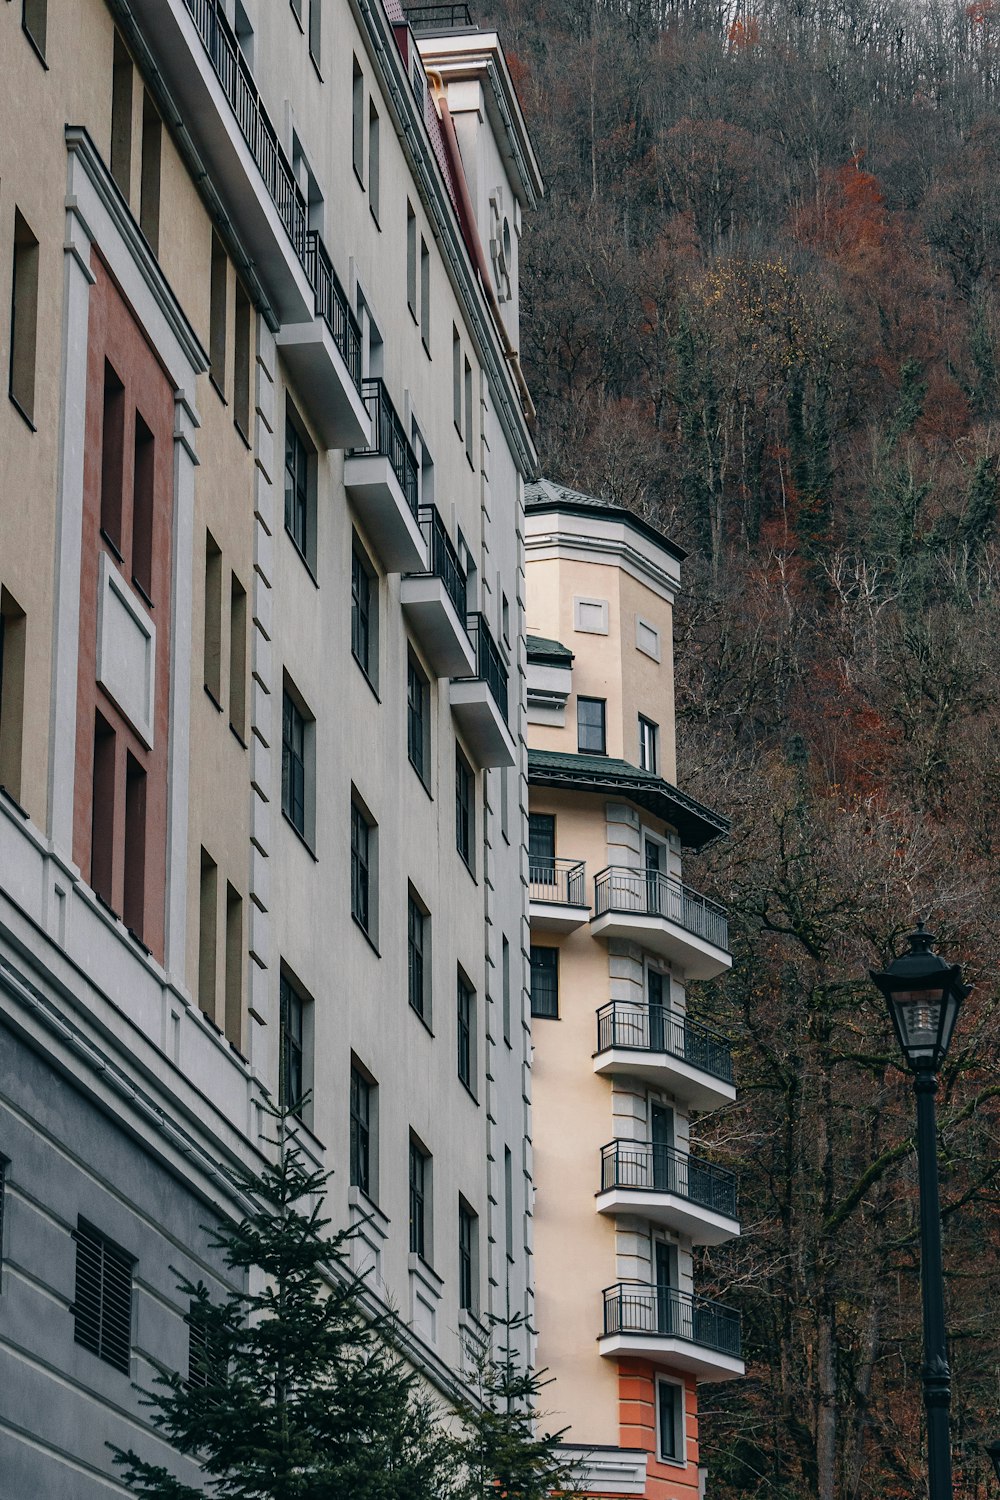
<box><xmin>0</xmin><ymin>0</ymin><xmax>541</xmax><ymax>1487</ymax></box>
<box><xmin>524</xmin><ymin>480</ymin><xmax>744</xmax><ymax>1499</ymax></box>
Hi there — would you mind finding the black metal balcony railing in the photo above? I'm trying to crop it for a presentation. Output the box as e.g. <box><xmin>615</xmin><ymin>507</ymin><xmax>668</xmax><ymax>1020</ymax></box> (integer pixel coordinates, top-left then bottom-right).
<box><xmin>529</xmin><ymin>857</ymin><xmax>586</xmax><ymax>907</ymax></box>
<box><xmin>182</xmin><ymin>0</ymin><xmax>362</xmax><ymax>393</ymax></box>
<box><xmin>352</xmin><ymin>380</ymin><xmax>420</xmax><ymax>514</ymax></box>
<box><xmin>403</xmin><ymin>0</ymin><xmax>475</xmax><ymax>28</ymax></box>
<box><xmin>603</xmin><ymin>1283</ymin><xmax>742</xmax><ymax>1359</ymax></box>
<box><xmin>596</xmin><ymin>1001</ymin><xmax>734</xmax><ymax>1085</ymax></box>
<box><xmin>593</xmin><ymin>867</ymin><xmax>729</xmax><ymax>952</ymax></box>
<box><xmin>465</xmin><ymin>613</ymin><xmax>509</xmax><ymax>722</ymax></box>
<box><xmin>415</xmin><ymin>506</ymin><xmax>468</xmax><ymax>620</ymax></box>
<box><xmin>600</xmin><ymin>1140</ymin><xmax>738</xmax><ymax>1219</ymax></box>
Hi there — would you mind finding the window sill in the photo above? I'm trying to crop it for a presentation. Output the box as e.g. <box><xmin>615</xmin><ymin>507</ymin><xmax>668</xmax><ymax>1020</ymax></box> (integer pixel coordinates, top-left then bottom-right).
<box><xmin>352</xmin><ymin>653</ymin><xmax>380</xmax><ymax>701</ymax></box>
<box><xmin>282</xmin><ymin>810</ymin><xmax>318</xmax><ymax>861</ymax></box>
<box><xmin>100</xmin><ymin>528</ymin><xmax>124</xmax><ymax>564</ymax></box>
<box><xmin>422</xmin><ymin>337</ymin><xmax>431</xmax><ymax>360</ymax></box>
<box><xmin>353</xmin><ymin>163</ymin><xmax>366</xmax><ymax>191</ymax></box>
<box><xmin>229</xmin><ymin>722</ymin><xmax>248</xmax><ymax>749</ymax></box>
<box><xmin>204</xmin><ymin>684</ymin><xmax>224</xmax><ymax>713</ymax></box>
<box><xmin>234</xmin><ymin>416</ymin><xmax>252</xmax><ymax>451</ymax></box>
<box><xmin>408</xmin><ymin>757</ymin><xmax>433</xmax><ymax>799</ymax></box>
<box><xmin>290</xmin><ymin>0</ymin><xmax>305</xmax><ymax>30</ymax></box>
<box><xmin>209</xmin><ymin>372</ymin><xmax>228</xmax><ymax>405</ymax></box>
<box><xmin>352</xmin><ymin>913</ymin><xmax>380</xmax><ymax>956</ymax></box>
<box><xmin>285</xmin><ymin>527</ymin><xmax>320</xmax><ymax>587</ymax></box>
<box><xmin>409</xmin><ymin>1001</ymin><xmax>434</xmax><ymax>1037</ymax></box>
<box><xmin>370</xmin><ymin>205</ymin><xmax>381</xmax><ymax>232</ymax></box>
<box><xmin>457</xmin><ymin>850</ymin><xmax>477</xmax><ymax>884</ymax></box>
<box><xmin>132</xmin><ymin>576</ymin><xmax>154</xmax><ymax>610</ymax></box>
<box><xmin>8</xmin><ymin>391</ymin><xmax>37</xmax><ymax>432</ymax></box>
<box><xmin>309</xmin><ymin>50</ymin><xmax>322</xmax><ymax>81</ymax></box>
<box><xmin>530</xmin><ymin>1010</ymin><xmax>560</xmax><ymax>1021</ymax></box>
<box><xmin>459</xmin><ymin>1078</ymin><xmax>479</xmax><ymax>1106</ymax></box>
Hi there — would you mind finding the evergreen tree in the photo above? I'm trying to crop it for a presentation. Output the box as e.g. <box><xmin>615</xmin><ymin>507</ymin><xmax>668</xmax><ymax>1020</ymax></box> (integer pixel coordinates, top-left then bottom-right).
<box><xmin>111</xmin><ymin>1105</ymin><xmax>457</xmax><ymax>1500</ymax></box>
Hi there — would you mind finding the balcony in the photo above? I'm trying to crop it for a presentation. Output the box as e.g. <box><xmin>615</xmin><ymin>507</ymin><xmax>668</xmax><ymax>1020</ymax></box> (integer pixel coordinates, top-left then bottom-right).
<box><xmin>600</xmin><ymin>1284</ymin><xmax>744</xmax><ymax>1381</ymax></box>
<box><xmin>596</xmin><ymin>1140</ymin><xmax>739</xmax><ymax>1246</ymax></box>
<box><xmin>529</xmin><ymin>858</ymin><xmax>589</xmax><ymax>933</ymax></box>
<box><xmin>275</xmin><ymin>233</ymin><xmax>370</xmax><ymax>449</ymax></box>
<box><xmin>404</xmin><ymin>0</ymin><xmax>476</xmax><ymax>28</ymax></box>
<box><xmin>594</xmin><ymin>1002</ymin><xmax>735</xmax><ymax>1111</ymax></box>
<box><xmin>590</xmin><ymin>867</ymin><xmax>731</xmax><ymax>980</ymax></box>
<box><xmin>344</xmin><ymin>381</ymin><xmax>426</xmax><ymax>572</ymax></box>
<box><xmin>449</xmin><ymin>613</ymin><xmax>515</xmax><ymax>768</ymax></box>
<box><xmin>400</xmin><ymin>508</ymin><xmax>477</xmax><ymax>677</ymax></box>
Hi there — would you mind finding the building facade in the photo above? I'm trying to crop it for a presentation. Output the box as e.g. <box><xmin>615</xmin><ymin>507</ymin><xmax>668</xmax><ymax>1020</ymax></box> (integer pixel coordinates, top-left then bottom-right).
<box><xmin>524</xmin><ymin>480</ymin><xmax>744</xmax><ymax>1499</ymax></box>
<box><xmin>0</xmin><ymin>0</ymin><xmax>541</xmax><ymax>1489</ymax></box>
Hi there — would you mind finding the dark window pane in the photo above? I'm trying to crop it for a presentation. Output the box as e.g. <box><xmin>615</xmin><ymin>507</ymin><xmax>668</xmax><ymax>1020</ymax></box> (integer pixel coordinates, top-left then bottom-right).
<box><xmin>350</xmin><ymin>1067</ymin><xmax>371</xmax><ymax>1196</ymax></box>
<box><xmin>352</xmin><ymin>549</ymin><xmax>371</xmax><ymax>675</ymax></box>
<box><xmin>455</xmin><ymin>753</ymin><xmax>472</xmax><ymax>864</ymax></box>
<box><xmin>457</xmin><ymin>975</ymin><xmax>472</xmax><ymax>1087</ymax></box>
<box><xmin>530</xmin><ymin>945</ymin><xmax>559</xmax><ymax>1019</ymax></box>
<box><xmin>351</xmin><ymin>803</ymin><xmax>370</xmax><ymax>930</ymax></box>
<box><xmin>577</xmin><ymin>697</ymin><xmax>606</xmax><ymax>755</ymax></box>
<box><xmin>408</xmin><ymin>896</ymin><xmax>425</xmax><ymax>1017</ymax></box>
<box><xmin>279</xmin><ymin>975</ymin><xmax>304</xmax><ymax>1115</ymax></box>
<box><xmin>658</xmin><ymin>1380</ymin><xmax>679</xmax><ymax>1461</ymax></box>
<box><xmin>409</xmin><ymin>1141</ymin><xmax>426</xmax><ymax>1258</ymax></box>
<box><xmin>284</xmin><ymin>418</ymin><xmax>309</xmax><ymax>558</ymax></box>
<box><xmin>73</xmin><ymin>1221</ymin><xmax>133</xmax><ymax>1374</ymax></box>
<box><xmin>459</xmin><ymin>1205</ymin><xmax>474</xmax><ymax>1312</ymax></box>
<box><xmin>407</xmin><ymin>659</ymin><xmax>426</xmax><ymax>779</ymax></box>
<box><xmin>281</xmin><ymin>693</ymin><xmax>306</xmax><ymax>835</ymax></box>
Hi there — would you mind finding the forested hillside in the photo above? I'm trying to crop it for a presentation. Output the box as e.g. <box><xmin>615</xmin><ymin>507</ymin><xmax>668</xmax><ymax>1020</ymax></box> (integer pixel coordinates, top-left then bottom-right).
<box><xmin>488</xmin><ymin>0</ymin><xmax>1000</xmax><ymax>1492</ymax></box>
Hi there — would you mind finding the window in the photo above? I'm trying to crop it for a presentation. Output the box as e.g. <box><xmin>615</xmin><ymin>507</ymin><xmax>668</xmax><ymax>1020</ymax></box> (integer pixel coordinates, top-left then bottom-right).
<box><xmin>73</xmin><ymin>1221</ymin><xmax>134</xmax><ymax>1374</ymax></box>
<box><xmin>457</xmin><ymin>972</ymin><xmax>474</xmax><ymax>1091</ymax></box>
<box><xmin>233</xmin><ymin>280</ymin><xmax>252</xmax><ymax>440</ymax></box>
<box><xmin>351</xmin><ymin>798</ymin><xmax>375</xmax><ymax>935</ymax></box>
<box><xmin>458</xmin><ymin>1201</ymin><xmax>477</xmax><ymax>1314</ymax></box>
<box><xmin>577</xmin><ymin>697</ymin><xmax>607</xmax><ymax>755</ymax></box>
<box><xmin>351</xmin><ymin>543</ymin><xmax>376</xmax><ymax>683</ymax></box>
<box><xmin>111</xmin><ymin>33</ymin><xmax>133</xmax><ymax>198</ymax></box>
<box><xmin>504</xmin><ymin>1146</ymin><xmax>514</xmax><ymax>1261</ymax></box>
<box><xmin>203</xmin><ymin>533</ymin><xmax>223</xmax><ymax>704</ymax></box>
<box><xmin>530</xmin><ymin>945</ymin><xmax>558</xmax><ymax>1019</ymax></box>
<box><xmin>406</xmin><ymin>202</ymin><xmax>417</xmax><ymax>320</ymax></box>
<box><xmin>656</xmin><ymin>1378</ymin><xmax>684</xmax><ymax>1463</ymax></box>
<box><xmin>90</xmin><ymin>712</ymin><xmax>116</xmax><ymax>908</ymax></box>
<box><xmin>225</xmin><ymin>883</ymin><xmax>243</xmax><ymax>1048</ymax></box>
<box><xmin>279</xmin><ymin>972</ymin><xmax>305</xmax><ymax>1114</ymax></box>
<box><xmin>0</xmin><ymin>587</ymin><xmax>27</xmax><ymax>803</ymax></box>
<box><xmin>368</xmin><ymin>102</ymin><xmax>380</xmax><ymax>222</ymax></box>
<box><xmin>420</xmin><ymin>238</ymin><xmax>430</xmax><ymax>349</ymax></box>
<box><xmin>407</xmin><ymin>655</ymin><xmax>429</xmax><ymax>782</ymax></box>
<box><xmin>639</xmin><ymin>715</ymin><xmax>659</xmax><ymax>774</ymax></box>
<box><xmin>350</xmin><ymin>1064</ymin><xmax>374</xmax><ymax>1197</ymax></box>
<box><xmin>131</xmin><ymin>413</ymin><xmax>154</xmax><ymax>602</ymax></box>
<box><xmin>455</xmin><ymin>750</ymin><xmax>473</xmax><ymax>869</ymax></box>
<box><xmin>186</xmin><ymin>1302</ymin><xmax>218</xmax><ymax>1391</ymax></box>
<box><xmin>502</xmin><ymin>592</ymin><xmax>510</xmax><ymax>644</ymax></box>
<box><xmin>10</xmin><ymin>210</ymin><xmax>39</xmax><ymax>422</ymax></box>
<box><xmin>139</xmin><ymin>91</ymin><xmax>162</xmax><ymax>253</ymax></box>
<box><xmin>407</xmin><ymin>891</ymin><xmax>427</xmax><ymax>1020</ymax></box>
<box><xmin>352</xmin><ymin>58</ymin><xmax>364</xmax><ymax>182</ymax></box>
<box><xmin>100</xmin><ymin>361</ymin><xmax>125</xmax><ymax>552</ymax></box>
<box><xmin>282</xmin><ymin>690</ymin><xmax>306</xmax><ymax>837</ymax></box>
<box><xmin>198</xmin><ymin>848</ymin><xmax>218</xmax><ymax>1020</ymax></box>
<box><xmin>409</xmin><ymin>1137</ymin><xmax>430</xmax><ymax>1260</ymax></box>
<box><xmin>528</xmin><ymin>812</ymin><xmax>556</xmax><ymax>881</ymax></box>
<box><xmin>464</xmin><ymin>357</ymin><xmax>473</xmax><ymax>463</ymax></box>
<box><xmin>290</xmin><ymin>0</ymin><xmax>303</xmax><ymax>23</ymax></box>
<box><xmin>209</xmin><ymin>233</ymin><xmax>228</xmax><ymax>393</ymax></box>
<box><xmin>229</xmin><ymin>573</ymin><xmax>248</xmax><ymax>738</ymax></box>
<box><xmin>22</xmin><ymin>0</ymin><xmax>47</xmax><ymax>59</ymax></box>
<box><xmin>502</xmin><ymin>935</ymin><xmax>511</xmax><ymax>1046</ymax></box>
<box><xmin>0</xmin><ymin>1156</ymin><xmax>7</xmax><ymax>1291</ymax></box>
<box><xmin>123</xmin><ymin>753</ymin><xmax>147</xmax><ymax>940</ymax></box>
<box><xmin>284</xmin><ymin>410</ymin><xmax>313</xmax><ymax>566</ymax></box>
<box><xmin>452</xmin><ymin>327</ymin><xmax>462</xmax><ymax>432</ymax></box>
<box><xmin>308</xmin><ymin>0</ymin><xmax>321</xmax><ymax>66</ymax></box>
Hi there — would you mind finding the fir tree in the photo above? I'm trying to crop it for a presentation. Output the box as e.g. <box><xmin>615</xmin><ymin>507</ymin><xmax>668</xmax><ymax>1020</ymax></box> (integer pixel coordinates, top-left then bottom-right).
<box><xmin>110</xmin><ymin>1104</ymin><xmax>457</xmax><ymax>1500</ymax></box>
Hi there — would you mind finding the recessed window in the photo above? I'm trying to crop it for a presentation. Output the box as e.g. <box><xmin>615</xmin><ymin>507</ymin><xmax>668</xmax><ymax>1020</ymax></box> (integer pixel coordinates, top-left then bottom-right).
<box><xmin>139</xmin><ymin>91</ymin><xmax>162</xmax><ymax>254</ymax></box>
<box><xmin>308</xmin><ymin>0</ymin><xmax>321</xmax><ymax>67</ymax></box>
<box><xmin>284</xmin><ymin>408</ymin><xmax>315</xmax><ymax>570</ymax></box>
<box><xmin>420</xmin><ymin>237</ymin><xmax>430</xmax><ymax>349</ymax></box>
<box><xmin>351</xmin><ymin>542</ymin><xmax>377</xmax><ymax>685</ymax></box>
<box><xmin>22</xmin><ymin>0</ymin><xmax>47</xmax><ymax>60</ymax></box>
<box><xmin>351</xmin><ymin>797</ymin><xmax>376</xmax><ymax>938</ymax></box>
<box><xmin>530</xmin><ymin>945</ymin><xmax>558</xmax><ymax>1019</ymax></box>
<box><xmin>368</xmin><ymin>101</ymin><xmax>380</xmax><ymax>222</ymax></box>
<box><xmin>0</xmin><ymin>587</ymin><xmax>27</xmax><ymax>804</ymax></box>
<box><xmin>131</xmin><ymin>413</ymin><xmax>155</xmax><ymax>602</ymax></box>
<box><xmin>203</xmin><ymin>532</ymin><xmax>223</xmax><ymax>704</ymax></box>
<box><xmin>111</xmin><ymin>33</ymin><xmax>133</xmax><ymax>199</ymax></box>
<box><xmin>10</xmin><ymin>210</ymin><xmax>40</xmax><ymax>423</ymax></box>
<box><xmin>73</xmin><ymin>1221</ymin><xmax>133</xmax><ymax>1374</ymax></box>
<box><xmin>457</xmin><ymin>971</ymin><xmax>474</xmax><ymax>1092</ymax></box>
<box><xmin>352</xmin><ymin>57</ymin><xmax>364</xmax><ymax>183</ymax></box>
<box><xmin>90</xmin><ymin>712</ymin><xmax>116</xmax><ymax>910</ymax></box>
<box><xmin>455</xmin><ymin>749</ymin><xmax>474</xmax><ymax>870</ymax></box>
<box><xmin>279</xmin><ymin>971</ymin><xmax>306</xmax><ymax>1115</ymax></box>
<box><xmin>463</xmin><ymin>356</ymin><xmax>473</xmax><ymax>463</ymax></box>
<box><xmin>409</xmin><ymin>1135</ymin><xmax>430</xmax><ymax>1260</ymax></box>
<box><xmin>452</xmin><ymin>327</ymin><xmax>462</xmax><ymax>433</ymax></box>
<box><xmin>406</xmin><ymin>202</ymin><xmax>417</xmax><ymax>321</ymax></box>
<box><xmin>0</xmin><ymin>1155</ymin><xmax>9</xmax><ymax>1291</ymax></box>
<box><xmin>186</xmin><ymin>1301</ymin><xmax>218</xmax><ymax>1390</ymax></box>
<box><xmin>100</xmin><ymin>361</ymin><xmax>125</xmax><ymax>552</ymax></box>
<box><xmin>501</xmin><ymin>934</ymin><xmax>511</xmax><ymax>1046</ymax></box>
<box><xmin>657</xmin><ymin>1377</ymin><xmax>684</xmax><ymax>1463</ymax></box>
<box><xmin>504</xmin><ymin>1146</ymin><xmax>514</xmax><ymax>1261</ymax></box>
<box><xmin>458</xmin><ymin>1200</ymin><xmax>477</xmax><ymax>1314</ymax></box>
<box><xmin>407</xmin><ymin>890</ymin><xmax>428</xmax><ymax>1021</ymax></box>
<box><xmin>233</xmin><ymin>280</ymin><xmax>253</xmax><ymax>440</ymax></box>
<box><xmin>407</xmin><ymin>654</ymin><xmax>429</xmax><ymax>782</ymax></box>
<box><xmin>350</xmin><ymin>1062</ymin><xmax>375</xmax><ymax>1199</ymax></box>
<box><xmin>122</xmin><ymin>753</ymin><xmax>147</xmax><ymax>941</ymax></box>
<box><xmin>528</xmin><ymin>812</ymin><xmax>556</xmax><ymax>880</ymax></box>
<box><xmin>577</xmin><ymin>697</ymin><xmax>606</xmax><ymax>755</ymax></box>
<box><xmin>224</xmin><ymin>882</ymin><xmax>243</xmax><ymax>1049</ymax></box>
<box><xmin>281</xmin><ymin>689</ymin><xmax>308</xmax><ymax>839</ymax></box>
<box><xmin>229</xmin><ymin>573</ymin><xmax>248</xmax><ymax>739</ymax></box>
<box><xmin>209</xmin><ymin>232</ymin><xmax>228</xmax><ymax>393</ymax></box>
<box><xmin>198</xmin><ymin>847</ymin><xmax>218</xmax><ymax>1021</ymax></box>
<box><xmin>639</xmin><ymin>715</ymin><xmax>659</xmax><ymax>774</ymax></box>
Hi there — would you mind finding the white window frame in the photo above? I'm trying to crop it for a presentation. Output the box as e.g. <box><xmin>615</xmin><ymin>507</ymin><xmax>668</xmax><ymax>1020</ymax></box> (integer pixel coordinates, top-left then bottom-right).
<box><xmin>655</xmin><ymin>1374</ymin><xmax>686</xmax><ymax>1466</ymax></box>
<box><xmin>574</xmin><ymin>596</ymin><xmax>609</xmax><ymax>635</ymax></box>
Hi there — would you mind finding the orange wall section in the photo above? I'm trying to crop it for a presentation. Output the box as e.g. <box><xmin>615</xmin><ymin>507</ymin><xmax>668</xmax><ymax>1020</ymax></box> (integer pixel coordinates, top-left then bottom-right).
<box><xmin>619</xmin><ymin>1359</ymin><xmax>701</xmax><ymax>1499</ymax></box>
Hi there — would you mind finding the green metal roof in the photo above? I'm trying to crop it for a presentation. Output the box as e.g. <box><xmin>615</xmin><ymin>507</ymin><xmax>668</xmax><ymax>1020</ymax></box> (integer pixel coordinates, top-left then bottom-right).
<box><xmin>527</xmin><ymin>749</ymin><xmax>729</xmax><ymax>850</ymax></box>
<box><xmin>526</xmin><ymin>633</ymin><xmax>574</xmax><ymax>666</ymax></box>
<box><xmin>525</xmin><ymin>478</ymin><xmax>687</xmax><ymax>564</ymax></box>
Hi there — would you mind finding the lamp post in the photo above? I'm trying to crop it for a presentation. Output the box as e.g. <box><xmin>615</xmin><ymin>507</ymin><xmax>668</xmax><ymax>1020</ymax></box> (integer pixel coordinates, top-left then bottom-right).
<box><xmin>870</xmin><ymin>920</ymin><xmax>971</xmax><ymax>1500</ymax></box>
<box><xmin>987</xmin><ymin>1439</ymin><xmax>1000</xmax><ymax>1484</ymax></box>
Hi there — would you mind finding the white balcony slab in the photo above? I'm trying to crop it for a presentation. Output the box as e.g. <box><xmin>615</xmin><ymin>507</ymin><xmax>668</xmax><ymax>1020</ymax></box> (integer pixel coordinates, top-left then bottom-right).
<box><xmin>449</xmin><ymin>680</ymin><xmax>516</xmax><ymax>768</ymax></box>
<box><xmin>529</xmin><ymin>897</ymin><xmax>591</xmax><ymax>933</ymax></box>
<box><xmin>590</xmin><ymin>908</ymin><xmax>731</xmax><ymax>980</ymax></box>
<box><xmin>275</xmin><ymin>320</ymin><xmax>370</xmax><ymax>450</ymax></box>
<box><xmin>343</xmin><ymin>456</ymin><xmax>427</xmax><ymax>573</ymax></box>
<box><xmin>598</xmin><ymin>1331</ymin><xmax>744</xmax><ymax>1382</ymax></box>
<box><xmin>400</xmin><ymin>576</ymin><xmax>477</xmax><ymax>678</ymax></box>
<box><xmin>593</xmin><ymin>1049</ymin><xmax>735</xmax><ymax>1111</ymax></box>
<box><xmin>596</xmin><ymin>1186</ymin><xmax>739</xmax><ymax>1246</ymax></box>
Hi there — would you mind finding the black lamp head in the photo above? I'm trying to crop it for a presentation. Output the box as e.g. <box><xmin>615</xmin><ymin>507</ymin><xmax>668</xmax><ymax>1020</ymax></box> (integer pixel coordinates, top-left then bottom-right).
<box><xmin>986</xmin><ymin>1438</ymin><xmax>1000</xmax><ymax>1483</ymax></box>
<box><xmin>869</xmin><ymin>920</ymin><xmax>971</xmax><ymax>1073</ymax></box>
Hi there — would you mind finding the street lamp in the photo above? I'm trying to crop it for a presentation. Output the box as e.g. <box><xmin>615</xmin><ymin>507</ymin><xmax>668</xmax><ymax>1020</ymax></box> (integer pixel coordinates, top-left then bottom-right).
<box><xmin>870</xmin><ymin>920</ymin><xmax>971</xmax><ymax>1500</ymax></box>
<box><xmin>987</xmin><ymin>1439</ymin><xmax>1000</xmax><ymax>1484</ymax></box>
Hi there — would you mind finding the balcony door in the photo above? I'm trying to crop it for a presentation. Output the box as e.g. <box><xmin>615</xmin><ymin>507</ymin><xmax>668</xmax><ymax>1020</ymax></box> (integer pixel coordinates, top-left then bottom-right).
<box><xmin>654</xmin><ymin>1238</ymin><xmax>679</xmax><ymax>1336</ymax></box>
<box><xmin>529</xmin><ymin>813</ymin><xmax>556</xmax><ymax>892</ymax></box>
<box><xmin>648</xmin><ymin>968</ymin><xmax>667</xmax><ymax>1053</ymax></box>
<box><xmin>644</xmin><ymin>837</ymin><xmax>663</xmax><ymax>915</ymax></box>
<box><xmin>651</xmin><ymin>1101</ymin><xmax>674</xmax><ymax>1192</ymax></box>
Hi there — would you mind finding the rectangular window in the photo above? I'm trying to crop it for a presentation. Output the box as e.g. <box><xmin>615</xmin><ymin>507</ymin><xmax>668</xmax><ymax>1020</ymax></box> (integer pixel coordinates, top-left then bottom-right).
<box><xmin>407</xmin><ymin>892</ymin><xmax>427</xmax><ymax>1019</ymax></box>
<box><xmin>203</xmin><ymin>533</ymin><xmax>223</xmax><ymax>705</ymax></box>
<box><xmin>111</xmin><ymin>33</ymin><xmax>133</xmax><ymax>199</ymax></box>
<box><xmin>186</xmin><ymin>1302</ymin><xmax>216</xmax><ymax>1390</ymax></box>
<box><xmin>406</xmin><ymin>202</ymin><xmax>417</xmax><ymax>320</ymax></box>
<box><xmin>350</xmin><ymin>1064</ymin><xmax>373</xmax><ymax>1198</ymax></box>
<box><xmin>504</xmin><ymin>1146</ymin><xmax>514</xmax><ymax>1262</ymax></box>
<box><xmin>139</xmin><ymin>91</ymin><xmax>162</xmax><ymax>254</ymax></box>
<box><xmin>352</xmin><ymin>58</ymin><xmax>364</xmax><ymax>182</ymax></box>
<box><xmin>279</xmin><ymin>972</ymin><xmax>305</xmax><ymax>1115</ymax></box>
<box><xmin>229</xmin><ymin>573</ymin><xmax>248</xmax><ymax>739</ymax></box>
<box><xmin>131</xmin><ymin>412</ymin><xmax>155</xmax><ymax>602</ymax></box>
<box><xmin>10</xmin><ymin>210</ymin><xmax>39</xmax><ymax>423</ymax></box>
<box><xmin>225</xmin><ymin>883</ymin><xmax>243</xmax><ymax>1049</ymax></box>
<box><xmin>284</xmin><ymin>411</ymin><xmax>312</xmax><ymax>565</ymax></box>
<box><xmin>233</xmin><ymin>280</ymin><xmax>252</xmax><ymax>440</ymax></box>
<box><xmin>530</xmin><ymin>945</ymin><xmax>559</xmax><ymax>1019</ymax></box>
<box><xmin>100</xmin><ymin>361</ymin><xmax>126</xmax><ymax>554</ymax></box>
<box><xmin>458</xmin><ymin>1201</ymin><xmax>476</xmax><ymax>1313</ymax></box>
<box><xmin>368</xmin><ymin>102</ymin><xmax>380</xmax><ymax>222</ymax></box>
<box><xmin>22</xmin><ymin>0</ymin><xmax>47</xmax><ymax>60</ymax></box>
<box><xmin>308</xmin><ymin>0</ymin><xmax>321</xmax><ymax>66</ymax></box>
<box><xmin>198</xmin><ymin>848</ymin><xmax>218</xmax><ymax>1020</ymax></box>
<box><xmin>455</xmin><ymin>750</ymin><xmax>473</xmax><ymax>868</ymax></box>
<box><xmin>90</xmin><ymin>712</ymin><xmax>116</xmax><ymax>909</ymax></box>
<box><xmin>122</xmin><ymin>753</ymin><xmax>147</xmax><ymax>940</ymax></box>
<box><xmin>452</xmin><ymin>327</ymin><xmax>462</xmax><ymax>433</ymax></box>
<box><xmin>502</xmin><ymin>935</ymin><xmax>511</xmax><ymax>1046</ymax></box>
<box><xmin>282</xmin><ymin>690</ymin><xmax>306</xmax><ymax>837</ymax></box>
<box><xmin>420</xmin><ymin>238</ymin><xmax>430</xmax><ymax>348</ymax></box>
<box><xmin>351</xmin><ymin>544</ymin><xmax>375</xmax><ymax>682</ymax></box>
<box><xmin>407</xmin><ymin>655</ymin><xmax>429</xmax><ymax>782</ymax></box>
<box><xmin>209</xmin><ymin>232</ymin><xmax>228</xmax><ymax>393</ymax></box>
<box><xmin>528</xmin><ymin>812</ymin><xmax>556</xmax><ymax>880</ymax></box>
<box><xmin>0</xmin><ymin>1156</ymin><xmax>7</xmax><ymax>1291</ymax></box>
<box><xmin>351</xmin><ymin>799</ymin><xmax>373</xmax><ymax>933</ymax></box>
<box><xmin>0</xmin><ymin>588</ymin><xmax>27</xmax><ymax>803</ymax></box>
<box><xmin>457</xmin><ymin>972</ymin><xmax>473</xmax><ymax>1091</ymax></box>
<box><xmin>464</xmin><ymin>357</ymin><xmax>473</xmax><ymax>463</ymax></box>
<box><xmin>73</xmin><ymin>1221</ymin><xmax>133</xmax><ymax>1374</ymax></box>
<box><xmin>639</xmin><ymin>715</ymin><xmax>659</xmax><ymax>774</ymax></box>
<box><xmin>290</xmin><ymin>0</ymin><xmax>303</xmax><ymax>23</ymax></box>
<box><xmin>409</xmin><ymin>1137</ymin><xmax>429</xmax><ymax>1260</ymax></box>
<box><xmin>577</xmin><ymin>696</ymin><xmax>607</xmax><ymax>755</ymax></box>
<box><xmin>657</xmin><ymin>1378</ymin><xmax>683</xmax><ymax>1462</ymax></box>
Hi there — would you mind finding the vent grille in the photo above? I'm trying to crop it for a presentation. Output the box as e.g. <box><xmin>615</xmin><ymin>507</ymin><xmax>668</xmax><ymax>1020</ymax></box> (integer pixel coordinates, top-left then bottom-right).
<box><xmin>73</xmin><ymin>1220</ymin><xmax>134</xmax><ymax>1374</ymax></box>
